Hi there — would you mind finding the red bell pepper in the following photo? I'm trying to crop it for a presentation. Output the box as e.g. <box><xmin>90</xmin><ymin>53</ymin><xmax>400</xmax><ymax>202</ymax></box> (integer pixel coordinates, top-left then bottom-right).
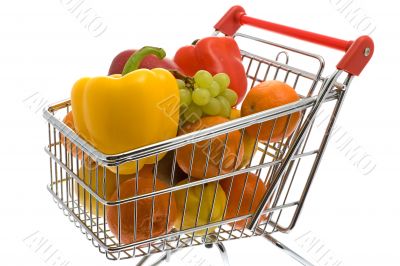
<box><xmin>173</xmin><ymin>37</ymin><xmax>247</xmax><ymax>104</ymax></box>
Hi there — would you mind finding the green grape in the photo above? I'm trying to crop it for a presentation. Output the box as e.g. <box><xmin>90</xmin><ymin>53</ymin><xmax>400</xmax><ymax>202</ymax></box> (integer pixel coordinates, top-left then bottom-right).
<box><xmin>213</xmin><ymin>73</ymin><xmax>230</xmax><ymax>90</ymax></box>
<box><xmin>201</xmin><ymin>98</ymin><xmax>221</xmax><ymax>116</ymax></box>
<box><xmin>179</xmin><ymin>89</ymin><xmax>192</xmax><ymax>107</ymax></box>
<box><xmin>177</xmin><ymin>79</ymin><xmax>186</xmax><ymax>90</ymax></box>
<box><xmin>217</xmin><ymin>96</ymin><xmax>231</xmax><ymax>118</ymax></box>
<box><xmin>207</xmin><ymin>81</ymin><xmax>220</xmax><ymax>97</ymax></box>
<box><xmin>222</xmin><ymin>89</ymin><xmax>238</xmax><ymax>106</ymax></box>
<box><xmin>194</xmin><ymin>70</ymin><xmax>213</xmax><ymax>88</ymax></box>
<box><xmin>192</xmin><ymin>88</ymin><xmax>211</xmax><ymax>106</ymax></box>
<box><xmin>183</xmin><ymin>104</ymin><xmax>203</xmax><ymax>123</ymax></box>
<box><xmin>218</xmin><ymin>86</ymin><xmax>227</xmax><ymax>95</ymax></box>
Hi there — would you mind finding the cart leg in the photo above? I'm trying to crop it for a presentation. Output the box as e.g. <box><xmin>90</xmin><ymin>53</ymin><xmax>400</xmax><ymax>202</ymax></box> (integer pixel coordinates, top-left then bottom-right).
<box><xmin>263</xmin><ymin>234</ymin><xmax>315</xmax><ymax>266</ymax></box>
<box><xmin>165</xmin><ymin>249</ymin><xmax>171</xmax><ymax>262</ymax></box>
<box><xmin>136</xmin><ymin>238</ymin><xmax>230</xmax><ymax>266</ymax></box>
<box><xmin>215</xmin><ymin>242</ymin><xmax>230</xmax><ymax>266</ymax></box>
<box><xmin>204</xmin><ymin>234</ymin><xmax>230</xmax><ymax>266</ymax></box>
<box><xmin>136</xmin><ymin>250</ymin><xmax>176</xmax><ymax>266</ymax></box>
<box><xmin>205</xmin><ymin>240</ymin><xmax>230</xmax><ymax>266</ymax></box>
<box><xmin>136</xmin><ymin>255</ymin><xmax>150</xmax><ymax>266</ymax></box>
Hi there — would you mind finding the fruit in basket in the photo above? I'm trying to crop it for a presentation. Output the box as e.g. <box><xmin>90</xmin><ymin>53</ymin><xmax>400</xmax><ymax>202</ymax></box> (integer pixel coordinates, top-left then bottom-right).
<box><xmin>176</xmin><ymin>116</ymin><xmax>244</xmax><ymax>178</ymax></box>
<box><xmin>178</xmin><ymin>70</ymin><xmax>238</xmax><ymax>124</ymax></box>
<box><xmin>76</xmin><ymin>161</ymin><xmax>133</xmax><ymax>217</ymax></box>
<box><xmin>173</xmin><ymin>179</ymin><xmax>226</xmax><ymax>235</ymax></box>
<box><xmin>229</xmin><ymin>107</ymin><xmax>241</xmax><ymax>120</ymax></box>
<box><xmin>241</xmin><ymin>80</ymin><xmax>301</xmax><ymax>143</ymax></box>
<box><xmin>71</xmin><ymin>46</ymin><xmax>179</xmax><ymax>175</ymax></box>
<box><xmin>227</xmin><ymin>107</ymin><xmax>258</xmax><ymax>168</ymax></box>
<box><xmin>106</xmin><ymin>177</ymin><xmax>177</xmax><ymax>244</ymax></box>
<box><xmin>174</xmin><ymin>36</ymin><xmax>247</xmax><ymax>104</ymax></box>
<box><xmin>108</xmin><ymin>49</ymin><xmax>180</xmax><ymax>75</ymax></box>
<box><xmin>220</xmin><ymin>172</ymin><xmax>271</xmax><ymax>229</ymax></box>
<box><xmin>60</xmin><ymin>111</ymin><xmax>83</xmax><ymax>159</ymax></box>
<box><xmin>240</xmin><ymin>133</ymin><xmax>258</xmax><ymax>169</ymax></box>
<box><xmin>139</xmin><ymin>151</ymin><xmax>188</xmax><ymax>185</ymax></box>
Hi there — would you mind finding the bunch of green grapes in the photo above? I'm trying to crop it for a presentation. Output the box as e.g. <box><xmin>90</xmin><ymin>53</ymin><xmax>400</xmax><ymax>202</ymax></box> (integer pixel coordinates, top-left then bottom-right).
<box><xmin>178</xmin><ymin>70</ymin><xmax>238</xmax><ymax>123</ymax></box>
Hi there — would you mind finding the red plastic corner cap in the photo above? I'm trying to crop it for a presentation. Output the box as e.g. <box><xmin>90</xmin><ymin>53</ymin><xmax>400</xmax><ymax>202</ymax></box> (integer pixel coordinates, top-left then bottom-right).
<box><xmin>214</xmin><ymin>5</ymin><xmax>246</xmax><ymax>36</ymax></box>
<box><xmin>336</xmin><ymin>35</ymin><xmax>374</xmax><ymax>76</ymax></box>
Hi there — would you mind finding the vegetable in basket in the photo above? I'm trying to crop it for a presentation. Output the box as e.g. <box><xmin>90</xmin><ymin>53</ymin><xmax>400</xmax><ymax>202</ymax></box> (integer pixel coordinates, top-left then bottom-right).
<box><xmin>71</xmin><ymin>46</ymin><xmax>180</xmax><ymax>175</ymax></box>
<box><xmin>173</xmin><ymin>36</ymin><xmax>247</xmax><ymax>104</ymax></box>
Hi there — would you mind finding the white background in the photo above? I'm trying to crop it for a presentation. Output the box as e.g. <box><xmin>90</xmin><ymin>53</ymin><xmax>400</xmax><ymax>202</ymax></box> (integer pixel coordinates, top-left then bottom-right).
<box><xmin>0</xmin><ymin>0</ymin><xmax>399</xmax><ymax>265</ymax></box>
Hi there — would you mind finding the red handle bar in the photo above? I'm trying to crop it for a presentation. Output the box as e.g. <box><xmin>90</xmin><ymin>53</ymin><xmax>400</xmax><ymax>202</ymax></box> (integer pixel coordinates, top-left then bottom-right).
<box><xmin>214</xmin><ymin>5</ymin><xmax>374</xmax><ymax>76</ymax></box>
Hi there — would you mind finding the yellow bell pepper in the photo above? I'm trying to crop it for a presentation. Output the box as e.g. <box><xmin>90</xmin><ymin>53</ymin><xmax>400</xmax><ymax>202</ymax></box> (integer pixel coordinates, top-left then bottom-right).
<box><xmin>71</xmin><ymin>47</ymin><xmax>179</xmax><ymax>174</ymax></box>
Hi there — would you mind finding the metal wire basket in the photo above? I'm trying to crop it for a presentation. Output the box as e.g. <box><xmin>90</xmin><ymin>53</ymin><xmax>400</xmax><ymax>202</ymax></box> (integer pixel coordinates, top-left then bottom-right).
<box><xmin>43</xmin><ymin>5</ymin><xmax>373</xmax><ymax>266</ymax></box>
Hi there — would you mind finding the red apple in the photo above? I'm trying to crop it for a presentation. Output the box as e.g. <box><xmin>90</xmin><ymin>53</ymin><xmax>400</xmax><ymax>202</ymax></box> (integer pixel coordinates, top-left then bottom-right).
<box><xmin>108</xmin><ymin>49</ymin><xmax>180</xmax><ymax>75</ymax></box>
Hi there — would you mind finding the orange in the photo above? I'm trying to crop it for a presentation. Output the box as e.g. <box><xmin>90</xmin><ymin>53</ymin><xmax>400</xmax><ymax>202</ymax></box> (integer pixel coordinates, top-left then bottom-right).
<box><xmin>220</xmin><ymin>172</ymin><xmax>271</xmax><ymax>229</ymax></box>
<box><xmin>176</xmin><ymin>116</ymin><xmax>244</xmax><ymax>179</ymax></box>
<box><xmin>106</xmin><ymin>176</ymin><xmax>177</xmax><ymax>244</ymax></box>
<box><xmin>61</xmin><ymin>111</ymin><xmax>83</xmax><ymax>159</ymax></box>
<box><xmin>241</xmin><ymin>80</ymin><xmax>301</xmax><ymax>143</ymax></box>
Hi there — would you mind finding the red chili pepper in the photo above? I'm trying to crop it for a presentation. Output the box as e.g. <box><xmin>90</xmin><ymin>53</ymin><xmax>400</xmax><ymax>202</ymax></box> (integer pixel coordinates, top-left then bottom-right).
<box><xmin>174</xmin><ymin>37</ymin><xmax>247</xmax><ymax>104</ymax></box>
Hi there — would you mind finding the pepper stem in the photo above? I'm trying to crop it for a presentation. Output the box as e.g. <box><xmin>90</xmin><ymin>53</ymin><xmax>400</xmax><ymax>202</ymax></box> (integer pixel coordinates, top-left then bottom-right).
<box><xmin>169</xmin><ymin>70</ymin><xmax>195</xmax><ymax>90</ymax></box>
<box><xmin>121</xmin><ymin>46</ymin><xmax>166</xmax><ymax>75</ymax></box>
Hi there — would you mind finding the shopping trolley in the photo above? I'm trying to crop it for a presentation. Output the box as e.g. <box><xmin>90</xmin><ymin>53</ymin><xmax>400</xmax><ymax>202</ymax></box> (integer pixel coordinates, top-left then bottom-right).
<box><xmin>43</xmin><ymin>5</ymin><xmax>374</xmax><ymax>266</ymax></box>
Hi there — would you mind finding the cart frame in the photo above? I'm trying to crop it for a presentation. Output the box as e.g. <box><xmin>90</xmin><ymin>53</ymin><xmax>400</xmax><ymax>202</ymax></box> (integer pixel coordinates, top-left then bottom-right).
<box><xmin>43</xmin><ymin>5</ymin><xmax>373</xmax><ymax>265</ymax></box>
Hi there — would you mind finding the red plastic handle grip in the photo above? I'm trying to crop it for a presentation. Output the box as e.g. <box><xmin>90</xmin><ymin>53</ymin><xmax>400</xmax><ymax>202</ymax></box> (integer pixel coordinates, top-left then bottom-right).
<box><xmin>214</xmin><ymin>5</ymin><xmax>374</xmax><ymax>76</ymax></box>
